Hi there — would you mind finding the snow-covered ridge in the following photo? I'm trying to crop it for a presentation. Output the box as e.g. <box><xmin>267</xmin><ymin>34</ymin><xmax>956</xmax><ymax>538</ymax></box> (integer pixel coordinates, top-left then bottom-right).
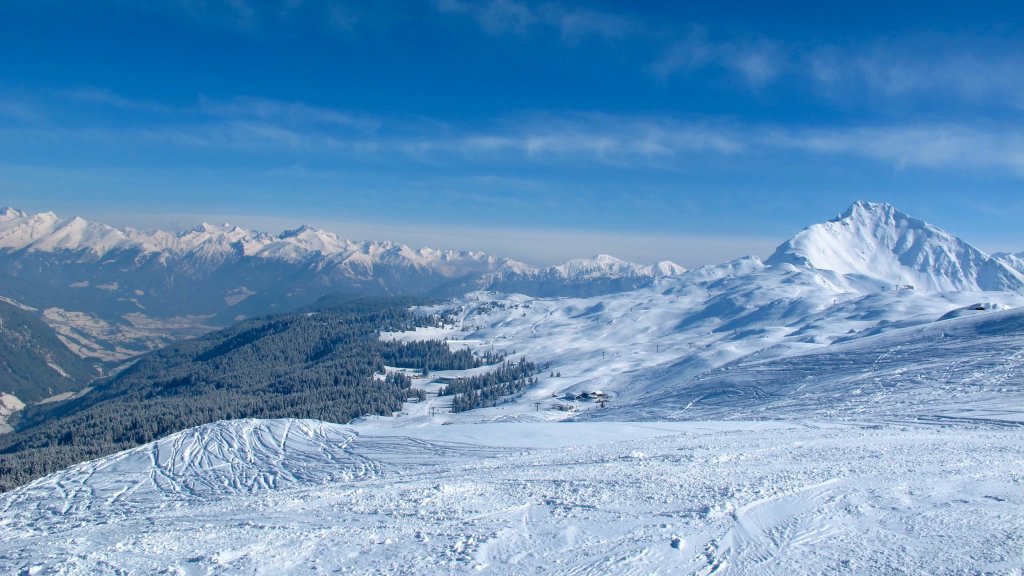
<box><xmin>766</xmin><ymin>201</ymin><xmax>1023</xmax><ymax>293</ymax></box>
<box><xmin>478</xmin><ymin>253</ymin><xmax>687</xmax><ymax>281</ymax></box>
<box><xmin>0</xmin><ymin>208</ymin><xmax>686</xmax><ymax>281</ymax></box>
<box><xmin>994</xmin><ymin>251</ymin><xmax>1024</xmax><ymax>278</ymax></box>
<box><xmin>0</xmin><ymin>208</ymin><xmax>515</xmax><ymax>272</ymax></box>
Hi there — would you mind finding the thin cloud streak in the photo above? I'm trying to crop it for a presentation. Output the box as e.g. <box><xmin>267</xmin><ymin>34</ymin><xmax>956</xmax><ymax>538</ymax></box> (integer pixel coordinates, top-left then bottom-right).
<box><xmin>197</xmin><ymin>96</ymin><xmax>381</xmax><ymax>132</ymax></box>
<box><xmin>768</xmin><ymin>125</ymin><xmax>1024</xmax><ymax>175</ymax></box>
<box><xmin>807</xmin><ymin>41</ymin><xmax>1024</xmax><ymax>107</ymax></box>
<box><xmin>6</xmin><ymin>91</ymin><xmax>1024</xmax><ymax>175</ymax></box>
<box><xmin>66</xmin><ymin>87</ymin><xmax>171</xmax><ymax>113</ymax></box>
<box><xmin>435</xmin><ymin>0</ymin><xmax>635</xmax><ymax>41</ymax></box>
<box><xmin>653</xmin><ymin>29</ymin><xmax>783</xmax><ymax>88</ymax></box>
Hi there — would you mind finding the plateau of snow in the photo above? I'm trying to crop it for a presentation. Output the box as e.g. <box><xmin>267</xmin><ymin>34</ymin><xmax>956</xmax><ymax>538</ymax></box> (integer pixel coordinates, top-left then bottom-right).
<box><xmin>1</xmin><ymin>201</ymin><xmax>1023</xmax><ymax>574</ymax></box>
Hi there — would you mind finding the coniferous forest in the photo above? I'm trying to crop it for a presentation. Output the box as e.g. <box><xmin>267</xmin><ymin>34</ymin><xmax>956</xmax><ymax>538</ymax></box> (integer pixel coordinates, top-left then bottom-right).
<box><xmin>0</xmin><ymin>298</ymin><xmax>477</xmax><ymax>491</ymax></box>
<box><xmin>438</xmin><ymin>357</ymin><xmax>539</xmax><ymax>412</ymax></box>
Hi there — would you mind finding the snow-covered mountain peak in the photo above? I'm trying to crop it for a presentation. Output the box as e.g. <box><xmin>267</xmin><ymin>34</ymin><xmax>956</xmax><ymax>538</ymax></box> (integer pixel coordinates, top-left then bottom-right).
<box><xmin>686</xmin><ymin>255</ymin><xmax>765</xmax><ymax>282</ymax></box>
<box><xmin>0</xmin><ymin>207</ymin><xmax>28</xmax><ymax>221</ymax></box>
<box><xmin>185</xmin><ymin>222</ymin><xmax>246</xmax><ymax>236</ymax></box>
<box><xmin>555</xmin><ymin>254</ymin><xmax>643</xmax><ymax>278</ymax></box>
<box><xmin>277</xmin><ymin>224</ymin><xmax>317</xmax><ymax>239</ymax></box>
<box><xmin>842</xmin><ymin>199</ymin><xmax>898</xmax><ymax>219</ymax></box>
<box><xmin>273</xmin><ymin>225</ymin><xmax>349</xmax><ymax>257</ymax></box>
<box><xmin>0</xmin><ymin>209</ymin><xmax>66</xmax><ymax>250</ymax></box>
<box><xmin>550</xmin><ymin>254</ymin><xmax>686</xmax><ymax>280</ymax></box>
<box><xmin>653</xmin><ymin>260</ymin><xmax>687</xmax><ymax>277</ymax></box>
<box><xmin>766</xmin><ymin>201</ymin><xmax>1024</xmax><ymax>293</ymax></box>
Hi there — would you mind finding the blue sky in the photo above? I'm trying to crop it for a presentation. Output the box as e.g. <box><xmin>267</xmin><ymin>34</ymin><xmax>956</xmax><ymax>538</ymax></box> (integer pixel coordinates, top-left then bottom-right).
<box><xmin>1</xmin><ymin>0</ymin><xmax>1023</xmax><ymax>266</ymax></box>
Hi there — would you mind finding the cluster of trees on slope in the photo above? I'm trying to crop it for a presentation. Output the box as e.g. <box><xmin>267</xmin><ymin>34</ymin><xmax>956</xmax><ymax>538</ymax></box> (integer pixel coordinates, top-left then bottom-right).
<box><xmin>439</xmin><ymin>357</ymin><xmax>539</xmax><ymax>412</ymax></box>
<box><xmin>0</xmin><ymin>297</ymin><xmax>469</xmax><ymax>491</ymax></box>
<box><xmin>378</xmin><ymin>340</ymin><xmax>505</xmax><ymax>374</ymax></box>
<box><xmin>379</xmin><ymin>340</ymin><xmax>478</xmax><ymax>372</ymax></box>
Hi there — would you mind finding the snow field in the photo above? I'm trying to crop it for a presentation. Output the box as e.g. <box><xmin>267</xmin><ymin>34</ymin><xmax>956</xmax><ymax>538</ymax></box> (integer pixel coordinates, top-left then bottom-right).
<box><xmin>0</xmin><ymin>420</ymin><xmax>1020</xmax><ymax>574</ymax></box>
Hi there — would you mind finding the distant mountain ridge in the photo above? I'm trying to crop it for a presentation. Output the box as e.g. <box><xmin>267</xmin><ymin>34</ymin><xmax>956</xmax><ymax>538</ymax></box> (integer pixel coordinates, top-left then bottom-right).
<box><xmin>0</xmin><ymin>207</ymin><xmax>521</xmax><ymax>277</ymax></box>
<box><xmin>0</xmin><ymin>208</ymin><xmax>689</xmax><ymax>356</ymax></box>
<box><xmin>0</xmin><ymin>209</ymin><xmax>687</xmax><ymax>308</ymax></box>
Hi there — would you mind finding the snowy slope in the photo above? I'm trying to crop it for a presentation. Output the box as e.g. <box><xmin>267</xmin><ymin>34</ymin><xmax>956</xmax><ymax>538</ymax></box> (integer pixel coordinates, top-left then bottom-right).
<box><xmin>387</xmin><ymin>260</ymin><xmax>1024</xmax><ymax>425</ymax></box>
<box><xmin>1</xmin><ymin>418</ymin><xmax>1019</xmax><ymax>574</ymax></box>
<box><xmin>994</xmin><ymin>251</ymin><xmax>1024</xmax><ymax>278</ymax></box>
<box><xmin>1</xmin><ymin>281</ymin><xmax>1023</xmax><ymax>572</ymax></box>
<box><xmin>598</xmin><ymin>306</ymin><xmax>1024</xmax><ymax>423</ymax></box>
<box><xmin>5</xmin><ymin>284</ymin><xmax>1016</xmax><ymax>573</ymax></box>
<box><xmin>766</xmin><ymin>201</ymin><xmax>1023</xmax><ymax>292</ymax></box>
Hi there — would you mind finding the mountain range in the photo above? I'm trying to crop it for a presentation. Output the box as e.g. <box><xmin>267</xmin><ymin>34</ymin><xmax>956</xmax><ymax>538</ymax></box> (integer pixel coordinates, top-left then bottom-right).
<box><xmin>0</xmin><ymin>208</ymin><xmax>695</xmax><ymax>357</ymax></box>
<box><xmin>0</xmin><ymin>201</ymin><xmax>1022</xmax><ymax>363</ymax></box>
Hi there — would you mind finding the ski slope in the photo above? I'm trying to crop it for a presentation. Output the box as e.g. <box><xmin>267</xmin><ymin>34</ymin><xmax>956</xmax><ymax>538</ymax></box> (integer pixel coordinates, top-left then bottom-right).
<box><xmin>0</xmin><ymin>418</ymin><xmax>1020</xmax><ymax>574</ymax></box>
<box><xmin>604</xmin><ymin>306</ymin><xmax>1024</xmax><ymax>424</ymax></box>
<box><xmin>382</xmin><ymin>263</ymin><xmax>1024</xmax><ymax>426</ymax></box>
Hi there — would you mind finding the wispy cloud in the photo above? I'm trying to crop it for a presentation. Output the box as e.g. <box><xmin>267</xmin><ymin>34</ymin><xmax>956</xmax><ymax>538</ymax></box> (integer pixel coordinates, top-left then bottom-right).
<box><xmin>435</xmin><ymin>0</ymin><xmax>634</xmax><ymax>40</ymax></box>
<box><xmin>768</xmin><ymin>124</ymin><xmax>1024</xmax><ymax>174</ymax></box>
<box><xmin>652</xmin><ymin>29</ymin><xmax>782</xmax><ymax>88</ymax></box>
<box><xmin>197</xmin><ymin>96</ymin><xmax>381</xmax><ymax>132</ymax></box>
<box><xmin>652</xmin><ymin>31</ymin><xmax>1024</xmax><ymax>107</ymax></box>
<box><xmin>0</xmin><ymin>98</ymin><xmax>41</xmax><ymax>122</ymax></box>
<box><xmin>385</xmin><ymin>115</ymin><xmax>745</xmax><ymax>166</ymax></box>
<box><xmin>66</xmin><ymin>87</ymin><xmax>170</xmax><ymax>113</ymax></box>
<box><xmin>7</xmin><ymin>90</ymin><xmax>1024</xmax><ymax>177</ymax></box>
<box><xmin>806</xmin><ymin>40</ymin><xmax>1024</xmax><ymax>108</ymax></box>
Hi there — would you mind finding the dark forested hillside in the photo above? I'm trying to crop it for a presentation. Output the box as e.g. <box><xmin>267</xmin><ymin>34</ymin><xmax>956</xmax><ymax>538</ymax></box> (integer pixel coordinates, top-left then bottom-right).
<box><xmin>439</xmin><ymin>358</ymin><xmax>540</xmax><ymax>412</ymax></box>
<box><xmin>0</xmin><ymin>300</ymin><xmax>98</xmax><ymax>403</ymax></box>
<box><xmin>0</xmin><ymin>297</ymin><xmax>471</xmax><ymax>491</ymax></box>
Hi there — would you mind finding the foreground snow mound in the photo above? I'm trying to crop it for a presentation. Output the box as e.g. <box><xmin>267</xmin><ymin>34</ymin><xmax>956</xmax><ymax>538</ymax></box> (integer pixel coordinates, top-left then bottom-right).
<box><xmin>0</xmin><ymin>419</ymin><xmax>372</xmax><ymax>516</ymax></box>
<box><xmin>766</xmin><ymin>201</ymin><xmax>1023</xmax><ymax>293</ymax></box>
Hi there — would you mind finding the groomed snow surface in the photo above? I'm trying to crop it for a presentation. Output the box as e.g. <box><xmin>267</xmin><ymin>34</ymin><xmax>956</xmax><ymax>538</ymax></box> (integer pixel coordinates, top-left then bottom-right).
<box><xmin>1</xmin><ymin>419</ymin><xmax>1020</xmax><ymax>575</ymax></box>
